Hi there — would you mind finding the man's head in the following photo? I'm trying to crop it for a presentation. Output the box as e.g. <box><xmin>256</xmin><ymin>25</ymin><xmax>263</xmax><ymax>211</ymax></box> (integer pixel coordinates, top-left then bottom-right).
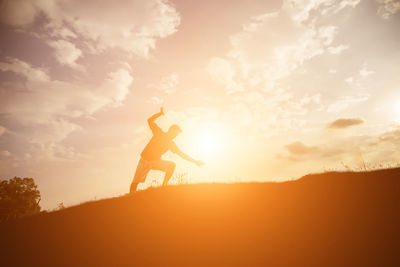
<box><xmin>167</xmin><ymin>124</ymin><xmax>182</xmax><ymax>139</ymax></box>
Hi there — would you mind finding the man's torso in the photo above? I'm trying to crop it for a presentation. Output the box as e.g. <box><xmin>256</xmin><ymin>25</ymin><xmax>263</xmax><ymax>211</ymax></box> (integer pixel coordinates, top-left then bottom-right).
<box><xmin>140</xmin><ymin>132</ymin><xmax>175</xmax><ymax>160</ymax></box>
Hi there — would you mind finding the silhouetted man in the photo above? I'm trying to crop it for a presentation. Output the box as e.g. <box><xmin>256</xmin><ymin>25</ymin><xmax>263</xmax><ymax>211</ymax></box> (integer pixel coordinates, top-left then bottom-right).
<box><xmin>130</xmin><ymin>107</ymin><xmax>204</xmax><ymax>193</ymax></box>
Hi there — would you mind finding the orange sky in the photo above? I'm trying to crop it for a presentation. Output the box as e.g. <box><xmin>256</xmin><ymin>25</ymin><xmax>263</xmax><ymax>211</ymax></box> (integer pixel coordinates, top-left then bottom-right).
<box><xmin>0</xmin><ymin>0</ymin><xmax>400</xmax><ymax>210</ymax></box>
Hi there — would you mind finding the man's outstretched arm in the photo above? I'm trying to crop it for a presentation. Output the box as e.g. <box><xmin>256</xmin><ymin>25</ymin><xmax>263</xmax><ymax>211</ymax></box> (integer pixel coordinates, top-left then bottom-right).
<box><xmin>148</xmin><ymin>107</ymin><xmax>164</xmax><ymax>134</ymax></box>
<box><xmin>172</xmin><ymin>145</ymin><xmax>204</xmax><ymax>166</ymax></box>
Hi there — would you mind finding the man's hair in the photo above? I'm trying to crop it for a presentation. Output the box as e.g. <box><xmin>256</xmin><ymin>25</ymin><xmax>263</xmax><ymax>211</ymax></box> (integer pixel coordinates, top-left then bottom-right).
<box><xmin>169</xmin><ymin>124</ymin><xmax>182</xmax><ymax>133</ymax></box>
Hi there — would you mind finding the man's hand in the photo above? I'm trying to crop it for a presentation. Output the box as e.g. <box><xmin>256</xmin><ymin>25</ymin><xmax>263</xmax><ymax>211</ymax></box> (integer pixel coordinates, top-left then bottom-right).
<box><xmin>195</xmin><ymin>160</ymin><xmax>205</xmax><ymax>167</ymax></box>
<box><xmin>148</xmin><ymin>107</ymin><xmax>164</xmax><ymax>134</ymax></box>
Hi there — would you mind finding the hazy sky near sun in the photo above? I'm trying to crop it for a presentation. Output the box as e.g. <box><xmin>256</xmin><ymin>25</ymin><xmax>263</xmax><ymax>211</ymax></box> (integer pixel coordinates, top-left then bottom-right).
<box><xmin>0</xmin><ymin>0</ymin><xmax>400</xmax><ymax>209</ymax></box>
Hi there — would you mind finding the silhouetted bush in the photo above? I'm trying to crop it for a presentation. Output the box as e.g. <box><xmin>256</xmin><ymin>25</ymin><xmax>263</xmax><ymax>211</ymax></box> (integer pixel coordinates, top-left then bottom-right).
<box><xmin>57</xmin><ymin>202</ymin><xmax>65</xmax><ymax>210</ymax></box>
<box><xmin>0</xmin><ymin>177</ymin><xmax>41</xmax><ymax>221</ymax></box>
<box><xmin>171</xmin><ymin>172</ymin><xmax>189</xmax><ymax>185</ymax></box>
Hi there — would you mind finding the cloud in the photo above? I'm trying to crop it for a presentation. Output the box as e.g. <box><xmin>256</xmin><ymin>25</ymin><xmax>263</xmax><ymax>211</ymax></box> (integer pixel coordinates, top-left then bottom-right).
<box><xmin>47</xmin><ymin>40</ymin><xmax>83</xmax><ymax>69</ymax></box>
<box><xmin>285</xmin><ymin>141</ymin><xmax>320</xmax><ymax>155</ymax></box>
<box><xmin>376</xmin><ymin>0</ymin><xmax>400</xmax><ymax>19</ymax></box>
<box><xmin>98</xmin><ymin>68</ymin><xmax>133</xmax><ymax>105</ymax></box>
<box><xmin>203</xmin><ymin>0</ymin><xmax>367</xmax><ymax>137</ymax></box>
<box><xmin>216</xmin><ymin>0</ymin><xmax>361</xmax><ymax>90</ymax></box>
<box><xmin>0</xmin><ymin>0</ymin><xmax>177</xmax><ymax>168</ymax></box>
<box><xmin>327</xmin><ymin>118</ymin><xmax>364</xmax><ymax>129</ymax></box>
<box><xmin>148</xmin><ymin>96</ymin><xmax>164</xmax><ymax>105</ymax></box>
<box><xmin>379</xmin><ymin>125</ymin><xmax>400</xmax><ymax>144</ymax></box>
<box><xmin>282</xmin><ymin>123</ymin><xmax>400</xmax><ymax>168</ymax></box>
<box><xmin>201</xmin><ymin>0</ymin><xmax>400</xmax><ymax>157</ymax></box>
<box><xmin>0</xmin><ymin>126</ymin><xmax>6</xmax><ymax>137</ymax></box>
<box><xmin>1</xmin><ymin>0</ymin><xmax>180</xmax><ymax>59</ymax></box>
<box><xmin>283</xmin><ymin>0</ymin><xmax>360</xmax><ymax>22</ymax></box>
<box><xmin>328</xmin><ymin>44</ymin><xmax>349</xmax><ymax>54</ymax></box>
<box><xmin>0</xmin><ymin>58</ymin><xmax>133</xmax><ymax>144</ymax></box>
<box><xmin>226</xmin><ymin>13</ymin><xmax>329</xmax><ymax>86</ymax></box>
<box><xmin>207</xmin><ymin>57</ymin><xmax>242</xmax><ymax>93</ymax></box>
<box><xmin>359</xmin><ymin>64</ymin><xmax>374</xmax><ymax>77</ymax></box>
<box><xmin>0</xmin><ymin>58</ymin><xmax>50</xmax><ymax>82</ymax></box>
<box><xmin>327</xmin><ymin>94</ymin><xmax>370</xmax><ymax>113</ymax></box>
<box><xmin>284</xmin><ymin>121</ymin><xmax>400</xmax><ymax>163</ymax></box>
<box><xmin>154</xmin><ymin>73</ymin><xmax>180</xmax><ymax>94</ymax></box>
<box><xmin>204</xmin><ymin>0</ymin><xmax>361</xmax><ymax>137</ymax></box>
<box><xmin>282</xmin><ymin>140</ymin><xmax>333</xmax><ymax>161</ymax></box>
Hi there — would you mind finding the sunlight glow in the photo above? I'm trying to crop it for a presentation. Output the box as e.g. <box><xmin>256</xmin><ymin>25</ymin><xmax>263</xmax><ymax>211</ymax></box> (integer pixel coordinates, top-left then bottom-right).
<box><xmin>174</xmin><ymin>121</ymin><xmax>241</xmax><ymax>183</ymax></box>
<box><xmin>196</xmin><ymin>129</ymin><xmax>222</xmax><ymax>159</ymax></box>
<box><xmin>395</xmin><ymin>101</ymin><xmax>400</xmax><ymax>115</ymax></box>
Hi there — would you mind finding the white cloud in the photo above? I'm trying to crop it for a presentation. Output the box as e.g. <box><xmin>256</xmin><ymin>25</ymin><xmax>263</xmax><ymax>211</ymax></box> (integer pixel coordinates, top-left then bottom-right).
<box><xmin>1</xmin><ymin>0</ymin><xmax>181</xmax><ymax>72</ymax></box>
<box><xmin>0</xmin><ymin>58</ymin><xmax>50</xmax><ymax>82</ymax></box>
<box><xmin>98</xmin><ymin>68</ymin><xmax>133</xmax><ymax>106</ymax></box>
<box><xmin>359</xmin><ymin>64</ymin><xmax>374</xmax><ymax>77</ymax></box>
<box><xmin>345</xmin><ymin>77</ymin><xmax>354</xmax><ymax>84</ymax></box>
<box><xmin>54</xmin><ymin>0</ymin><xmax>180</xmax><ymax>57</ymax></box>
<box><xmin>204</xmin><ymin>0</ymin><xmax>360</xmax><ymax>136</ymax></box>
<box><xmin>379</xmin><ymin>125</ymin><xmax>400</xmax><ymax>144</ymax></box>
<box><xmin>329</xmin><ymin>69</ymin><xmax>338</xmax><ymax>74</ymax></box>
<box><xmin>148</xmin><ymin>96</ymin><xmax>164</xmax><ymax>105</ymax></box>
<box><xmin>212</xmin><ymin>0</ymin><xmax>357</xmax><ymax>93</ymax></box>
<box><xmin>282</xmin><ymin>0</ymin><xmax>360</xmax><ymax>23</ymax></box>
<box><xmin>343</xmin><ymin>64</ymin><xmax>375</xmax><ymax>91</ymax></box>
<box><xmin>155</xmin><ymin>73</ymin><xmax>180</xmax><ymax>94</ymax></box>
<box><xmin>3</xmin><ymin>0</ymin><xmax>180</xmax><ymax>58</ymax></box>
<box><xmin>376</xmin><ymin>0</ymin><xmax>400</xmax><ymax>19</ymax></box>
<box><xmin>207</xmin><ymin>57</ymin><xmax>242</xmax><ymax>93</ymax></box>
<box><xmin>328</xmin><ymin>44</ymin><xmax>349</xmax><ymax>54</ymax></box>
<box><xmin>47</xmin><ymin>40</ymin><xmax>83</xmax><ymax>69</ymax></box>
<box><xmin>327</xmin><ymin>94</ymin><xmax>370</xmax><ymax>113</ymax></box>
<box><xmin>0</xmin><ymin>58</ymin><xmax>133</xmax><ymax>144</ymax></box>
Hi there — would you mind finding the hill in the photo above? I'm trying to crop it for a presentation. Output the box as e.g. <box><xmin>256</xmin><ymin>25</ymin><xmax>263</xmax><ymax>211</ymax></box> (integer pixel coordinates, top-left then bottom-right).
<box><xmin>1</xmin><ymin>168</ymin><xmax>400</xmax><ymax>266</ymax></box>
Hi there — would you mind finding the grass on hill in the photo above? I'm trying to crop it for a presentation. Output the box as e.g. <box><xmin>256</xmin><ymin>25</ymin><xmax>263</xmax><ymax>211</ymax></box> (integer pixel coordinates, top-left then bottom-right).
<box><xmin>1</xmin><ymin>167</ymin><xmax>399</xmax><ymax>266</ymax></box>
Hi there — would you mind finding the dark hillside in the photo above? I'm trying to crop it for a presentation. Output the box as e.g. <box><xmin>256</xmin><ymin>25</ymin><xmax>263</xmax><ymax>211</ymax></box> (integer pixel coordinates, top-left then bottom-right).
<box><xmin>1</xmin><ymin>168</ymin><xmax>400</xmax><ymax>266</ymax></box>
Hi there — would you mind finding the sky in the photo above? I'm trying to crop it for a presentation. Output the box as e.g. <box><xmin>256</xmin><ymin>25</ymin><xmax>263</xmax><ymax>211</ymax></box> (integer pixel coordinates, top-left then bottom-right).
<box><xmin>0</xmin><ymin>0</ymin><xmax>399</xmax><ymax>210</ymax></box>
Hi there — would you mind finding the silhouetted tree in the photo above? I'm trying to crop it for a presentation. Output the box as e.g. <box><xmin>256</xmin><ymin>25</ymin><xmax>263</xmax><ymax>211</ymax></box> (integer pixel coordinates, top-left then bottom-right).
<box><xmin>0</xmin><ymin>177</ymin><xmax>41</xmax><ymax>221</ymax></box>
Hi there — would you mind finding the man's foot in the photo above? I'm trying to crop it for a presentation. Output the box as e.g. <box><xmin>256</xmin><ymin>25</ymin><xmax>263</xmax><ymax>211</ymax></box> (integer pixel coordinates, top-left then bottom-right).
<box><xmin>130</xmin><ymin>183</ymin><xmax>138</xmax><ymax>194</ymax></box>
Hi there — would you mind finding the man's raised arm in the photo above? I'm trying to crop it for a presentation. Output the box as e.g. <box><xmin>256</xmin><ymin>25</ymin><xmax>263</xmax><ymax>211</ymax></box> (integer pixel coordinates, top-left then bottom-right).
<box><xmin>148</xmin><ymin>107</ymin><xmax>164</xmax><ymax>134</ymax></box>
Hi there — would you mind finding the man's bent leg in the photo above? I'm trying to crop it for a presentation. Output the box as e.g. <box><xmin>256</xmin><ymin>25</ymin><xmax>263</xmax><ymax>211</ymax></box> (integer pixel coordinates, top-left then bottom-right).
<box><xmin>149</xmin><ymin>160</ymin><xmax>176</xmax><ymax>186</ymax></box>
<box><xmin>130</xmin><ymin>158</ymin><xmax>150</xmax><ymax>194</ymax></box>
<box><xmin>162</xmin><ymin>162</ymin><xmax>176</xmax><ymax>186</ymax></box>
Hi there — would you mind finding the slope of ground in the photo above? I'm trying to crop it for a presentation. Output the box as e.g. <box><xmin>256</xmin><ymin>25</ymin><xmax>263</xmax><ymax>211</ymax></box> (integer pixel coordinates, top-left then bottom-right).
<box><xmin>1</xmin><ymin>168</ymin><xmax>400</xmax><ymax>266</ymax></box>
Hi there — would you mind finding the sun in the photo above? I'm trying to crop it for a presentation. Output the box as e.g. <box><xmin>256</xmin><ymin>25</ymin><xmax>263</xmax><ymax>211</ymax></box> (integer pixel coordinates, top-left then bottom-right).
<box><xmin>196</xmin><ymin>131</ymin><xmax>219</xmax><ymax>157</ymax></box>
<box><xmin>181</xmin><ymin>122</ymin><xmax>234</xmax><ymax>166</ymax></box>
<box><xmin>195</xmin><ymin>127</ymin><xmax>224</xmax><ymax>160</ymax></box>
<box><xmin>198</xmin><ymin>131</ymin><xmax>218</xmax><ymax>155</ymax></box>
